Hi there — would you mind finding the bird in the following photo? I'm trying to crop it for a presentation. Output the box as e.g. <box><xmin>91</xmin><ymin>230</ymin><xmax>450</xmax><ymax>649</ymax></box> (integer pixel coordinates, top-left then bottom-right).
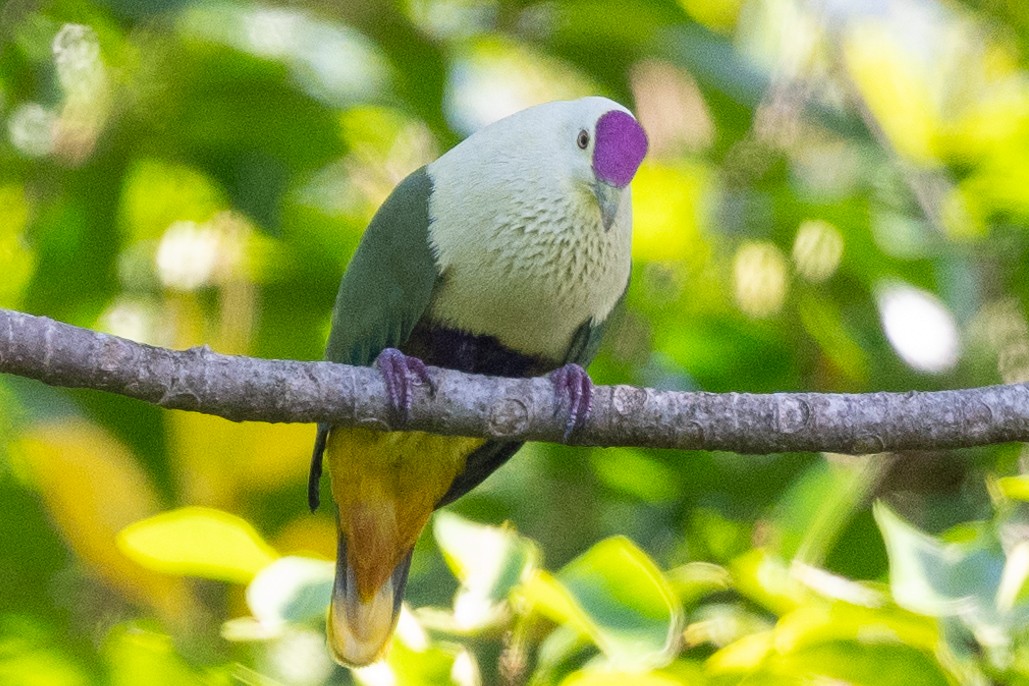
<box><xmin>308</xmin><ymin>96</ymin><xmax>648</xmax><ymax>666</ymax></box>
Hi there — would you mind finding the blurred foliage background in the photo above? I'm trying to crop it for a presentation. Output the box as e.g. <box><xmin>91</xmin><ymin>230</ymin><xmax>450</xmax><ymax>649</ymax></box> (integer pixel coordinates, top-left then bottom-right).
<box><xmin>2</xmin><ymin>0</ymin><xmax>1029</xmax><ymax>684</ymax></box>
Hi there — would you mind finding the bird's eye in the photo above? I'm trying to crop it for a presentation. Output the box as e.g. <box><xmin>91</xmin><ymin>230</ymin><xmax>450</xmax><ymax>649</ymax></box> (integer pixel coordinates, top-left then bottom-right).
<box><xmin>576</xmin><ymin>129</ymin><xmax>590</xmax><ymax>150</ymax></box>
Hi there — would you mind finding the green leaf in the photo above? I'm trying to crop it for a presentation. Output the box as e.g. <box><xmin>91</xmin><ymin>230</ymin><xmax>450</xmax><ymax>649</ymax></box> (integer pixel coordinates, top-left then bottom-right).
<box><xmin>729</xmin><ymin>549</ymin><xmax>809</xmax><ymax>617</ymax></box>
<box><xmin>772</xmin><ymin>641</ymin><xmax>954</xmax><ymax>686</ymax></box>
<box><xmin>774</xmin><ymin>603</ymin><xmax>938</xmax><ymax>654</ymax></box>
<box><xmin>358</xmin><ymin>644</ymin><xmax>464</xmax><ymax>686</ymax></box>
<box><xmin>104</xmin><ymin>623</ymin><xmax>204</xmax><ymax>686</ymax></box>
<box><xmin>245</xmin><ymin>556</ymin><xmax>334</xmax><ymax>627</ymax></box>
<box><xmin>432</xmin><ymin>511</ymin><xmax>538</xmax><ymax>631</ymax></box>
<box><xmin>874</xmin><ymin>502</ymin><xmax>1004</xmax><ymax>619</ymax></box>
<box><xmin>589</xmin><ymin>449</ymin><xmax>681</xmax><ymax>503</ymax></box>
<box><xmin>878</xmin><ymin>505</ymin><xmax>1029</xmax><ymax>665</ymax></box>
<box><xmin>665</xmin><ymin>561</ymin><xmax>732</xmax><ymax>608</ymax></box>
<box><xmin>117</xmin><ymin>507</ymin><xmax>278</xmax><ymax>584</ymax></box>
<box><xmin>351</xmin><ymin>612</ymin><xmax>475</xmax><ymax>686</ymax></box>
<box><xmin>796</xmin><ymin>292</ymin><xmax>870</xmax><ymax>384</ymax></box>
<box><xmin>533</xmin><ymin>624</ymin><xmax>593</xmax><ymax>683</ymax></box>
<box><xmin>997</xmin><ymin>542</ymin><xmax>1029</xmax><ymax>614</ymax></box>
<box><xmin>178</xmin><ymin>4</ymin><xmax>390</xmax><ymax>107</ymax></box>
<box><xmin>522</xmin><ymin>536</ymin><xmax>683</xmax><ymax>670</ymax></box>
<box><xmin>710</xmin><ymin>626</ymin><xmax>952</xmax><ymax>684</ymax></box>
<box><xmin>0</xmin><ymin>617</ymin><xmax>91</xmax><ymax>686</ymax></box>
<box><xmin>771</xmin><ymin>457</ymin><xmax>878</xmax><ymax>564</ymax></box>
<box><xmin>872</xmin><ymin>501</ymin><xmax>1029</xmax><ymax>658</ymax></box>
<box><xmin>0</xmin><ymin>649</ymin><xmax>89</xmax><ymax>686</ymax></box>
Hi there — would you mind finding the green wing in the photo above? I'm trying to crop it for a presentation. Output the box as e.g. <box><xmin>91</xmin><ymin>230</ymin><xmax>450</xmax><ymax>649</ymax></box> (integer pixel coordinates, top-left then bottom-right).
<box><xmin>311</xmin><ymin>166</ymin><xmax>440</xmax><ymax>511</ymax></box>
<box><xmin>324</xmin><ymin>165</ymin><xmax>440</xmax><ymax>366</ymax></box>
<box><xmin>562</xmin><ymin>283</ymin><xmax>628</xmax><ymax>367</ymax></box>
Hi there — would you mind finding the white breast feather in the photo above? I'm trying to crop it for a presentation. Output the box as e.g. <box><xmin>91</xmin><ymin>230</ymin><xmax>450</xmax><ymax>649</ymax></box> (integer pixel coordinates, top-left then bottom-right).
<box><xmin>425</xmin><ymin>98</ymin><xmax>633</xmax><ymax>361</ymax></box>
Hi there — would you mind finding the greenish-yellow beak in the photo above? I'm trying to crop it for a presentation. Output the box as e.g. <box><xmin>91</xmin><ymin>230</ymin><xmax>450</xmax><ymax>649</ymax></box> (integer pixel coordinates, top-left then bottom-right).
<box><xmin>592</xmin><ymin>180</ymin><xmax>623</xmax><ymax>232</ymax></box>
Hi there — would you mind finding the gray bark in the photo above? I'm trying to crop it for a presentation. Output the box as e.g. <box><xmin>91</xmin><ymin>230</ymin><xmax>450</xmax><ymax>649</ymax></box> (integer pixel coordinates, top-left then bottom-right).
<box><xmin>1</xmin><ymin>307</ymin><xmax>1027</xmax><ymax>453</ymax></box>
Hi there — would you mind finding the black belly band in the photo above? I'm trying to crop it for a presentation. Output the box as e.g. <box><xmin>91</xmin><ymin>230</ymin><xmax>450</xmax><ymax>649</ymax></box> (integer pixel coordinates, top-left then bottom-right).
<box><xmin>401</xmin><ymin>321</ymin><xmax>555</xmax><ymax>378</ymax></box>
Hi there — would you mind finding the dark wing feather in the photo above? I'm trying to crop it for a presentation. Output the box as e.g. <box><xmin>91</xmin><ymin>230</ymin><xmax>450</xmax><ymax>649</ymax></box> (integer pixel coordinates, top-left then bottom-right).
<box><xmin>563</xmin><ymin>285</ymin><xmax>627</xmax><ymax>367</ymax></box>
<box><xmin>435</xmin><ymin>441</ymin><xmax>522</xmax><ymax>508</ymax></box>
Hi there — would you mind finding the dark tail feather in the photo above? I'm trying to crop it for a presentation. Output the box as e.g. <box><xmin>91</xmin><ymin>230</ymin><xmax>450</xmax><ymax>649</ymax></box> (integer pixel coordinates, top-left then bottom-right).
<box><xmin>309</xmin><ymin>424</ymin><xmax>329</xmax><ymax>512</ymax></box>
<box><xmin>436</xmin><ymin>441</ymin><xmax>522</xmax><ymax>508</ymax></box>
<box><xmin>327</xmin><ymin>535</ymin><xmax>413</xmax><ymax>667</ymax></box>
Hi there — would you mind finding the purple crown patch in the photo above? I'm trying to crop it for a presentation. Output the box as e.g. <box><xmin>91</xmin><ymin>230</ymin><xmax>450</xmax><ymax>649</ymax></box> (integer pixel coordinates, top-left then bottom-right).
<box><xmin>592</xmin><ymin>110</ymin><xmax>648</xmax><ymax>188</ymax></box>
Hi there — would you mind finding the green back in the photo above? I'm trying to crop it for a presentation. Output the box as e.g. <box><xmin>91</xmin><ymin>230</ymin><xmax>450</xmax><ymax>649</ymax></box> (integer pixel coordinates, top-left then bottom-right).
<box><xmin>325</xmin><ymin>166</ymin><xmax>441</xmax><ymax>366</ymax></box>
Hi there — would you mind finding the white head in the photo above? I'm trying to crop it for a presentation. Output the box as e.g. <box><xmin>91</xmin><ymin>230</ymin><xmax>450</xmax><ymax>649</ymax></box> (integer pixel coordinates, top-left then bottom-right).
<box><xmin>424</xmin><ymin>97</ymin><xmax>647</xmax><ymax>359</ymax></box>
<box><xmin>429</xmin><ymin>96</ymin><xmax>649</xmax><ymax>232</ymax></box>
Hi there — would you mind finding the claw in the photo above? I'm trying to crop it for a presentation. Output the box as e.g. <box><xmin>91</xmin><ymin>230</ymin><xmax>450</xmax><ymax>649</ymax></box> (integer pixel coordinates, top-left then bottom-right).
<box><xmin>548</xmin><ymin>363</ymin><xmax>594</xmax><ymax>440</ymax></box>
<box><xmin>375</xmin><ymin>348</ymin><xmax>435</xmax><ymax>423</ymax></box>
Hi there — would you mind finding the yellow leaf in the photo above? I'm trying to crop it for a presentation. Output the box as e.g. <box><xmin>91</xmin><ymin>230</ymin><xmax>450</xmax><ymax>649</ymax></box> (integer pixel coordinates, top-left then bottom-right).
<box><xmin>996</xmin><ymin>475</ymin><xmax>1029</xmax><ymax>501</ymax></box>
<box><xmin>706</xmin><ymin>630</ymin><xmax>774</xmax><ymax>674</ymax></box>
<box><xmin>844</xmin><ymin>24</ymin><xmax>940</xmax><ymax>164</ymax></box>
<box><xmin>632</xmin><ymin>162</ymin><xmax>711</xmax><ymax>266</ymax></box>
<box><xmin>0</xmin><ymin>184</ymin><xmax>35</xmax><ymax>307</ymax></box>
<box><xmin>677</xmin><ymin>0</ymin><xmax>742</xmax><ymax>33</ymax></box>
<box><xmin>14</xmin><ymin>420</ymin><xmax>194</xmax><ymax>623</ymax></box>
<box><xmin>774</xmin><ymin>603</ymin><xmax>937</xmax><ymax>654</ymax></box>
<box><xmin>118</xmin><ymin>506</ymin><xmax>278</xmax><ymax>583</ymax></box>
<box><xmin>104</xmin><ymin>623</ymin><xmax>202</xmax><ymax>686</ymax></box>
<box><xmin>519</xmin><ymin>570</ymin><xmax>595</xmax><ymax>638</ymax></box>
<box><xmin>560</xmin><ymin>669</ymin><xmax>685</xmax><ymax>686</ymax></box>
<box><xmin>168</xmin><ymin>411</ymin><xmax>313</xmax><ymax>505</ymax></box>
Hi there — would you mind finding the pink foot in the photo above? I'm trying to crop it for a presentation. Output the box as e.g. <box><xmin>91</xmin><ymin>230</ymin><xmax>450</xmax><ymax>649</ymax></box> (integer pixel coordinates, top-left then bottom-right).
<box><xmin>376</xmin><ymin>348</ymin><xmax>435</xmax><ymax>422</ymax></box>
<box><xmin>549</xmin><ymin>363</ymin><xmax>594</xmax><ymax>440</ymax></box>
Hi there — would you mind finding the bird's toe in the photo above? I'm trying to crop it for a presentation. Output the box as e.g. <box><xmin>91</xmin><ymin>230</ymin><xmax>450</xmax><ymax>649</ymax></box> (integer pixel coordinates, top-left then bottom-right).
<box><xmin>375</xmin><ymin>348</ymin><xmax>434</xmax><ymax>423</ymax></box>
<box><xmin>549</xmin><ymin>363</ymin><xmax>594</xmax><ymax>440</ymax></box>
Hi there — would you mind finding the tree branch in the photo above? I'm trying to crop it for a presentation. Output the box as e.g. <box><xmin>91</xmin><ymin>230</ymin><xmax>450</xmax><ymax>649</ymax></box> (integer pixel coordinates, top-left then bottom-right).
<box><xmin>1</xmin><ymin>307</ymin><xmax>1027</xmax><ymax>454</ymax></box>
